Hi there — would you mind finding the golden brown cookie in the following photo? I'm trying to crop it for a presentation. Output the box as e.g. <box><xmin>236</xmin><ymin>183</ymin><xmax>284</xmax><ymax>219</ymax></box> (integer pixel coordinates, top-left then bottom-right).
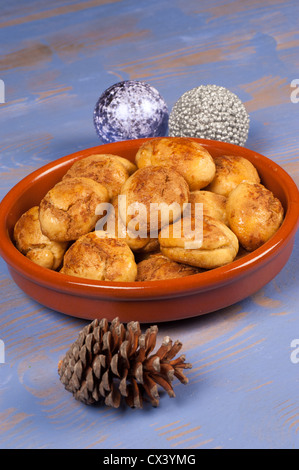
<box><xmin>206</xmin><ymin>154</ymin><xmax>260</xmax><ymax>197</ymax></box>
<box><xmin>39</xmin><ymin>177</ymin><xmax>109</xmax><ymax>242</ymax></box>
<box><xmin>138</xmin><ymin>238</ymin><xmax>160</xmax><ymax>254</ymax></box>
<box><xmin>60</xmin><ymin>231</ymin><xmax>137</xmax><ymax>282</ymax></box>
<box><xmin>102</xmin><ymin>195</ymin><xmax>159</xmax><ymax>253</ymax></box>
<box><xmin>112</xmin><ymin>155</ymin><xmax>137</xmax><ymax>175</ymax></box>
<box><xmin>226</xmin><ymin>182</ymin><xmax>284</xmax><ymax>251</ymax></box>
<box><xmin>119</xmin><ymin>166</ymin><xmax>190</xmax><ymax>236</ymax></box>
<box><xmin>135</xmin><ymin>137</ymin><xmax>216</xmax><ymax>190</ymax></box>
<box><xmin>187</xmin><ymin>190</ymin><xmax>228</xmax><ymax>225</ymax></box>
<box><xmin>136</xmin><ymin>252</ymin><xmax>200</xmax><ymax>281</ymax></box>
<box><xmin>63</xmin><ymin>154</ymin><xmax>136</xmax><ymax>199</ymax></box>
<box><xmin>13</xmin><ymin>206</ymin><xmax>67</xmax><ymax>270</ymax></box>
<box><xmin>134</xmin><ymin>247</ymin><xmax>162</xmax><ymax>264</ymax></box>
<box><xmin>159</xmin><ymin>215</ymin><xmax>239</xmax><ymax>269</ymax></box>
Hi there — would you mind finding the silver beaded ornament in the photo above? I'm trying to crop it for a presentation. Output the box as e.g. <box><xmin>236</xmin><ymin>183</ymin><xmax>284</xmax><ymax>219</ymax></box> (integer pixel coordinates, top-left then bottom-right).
<box><xmin>169</xmin><ymin>85</ymin><xmax>249</xmax><ymax>146</ymax></box>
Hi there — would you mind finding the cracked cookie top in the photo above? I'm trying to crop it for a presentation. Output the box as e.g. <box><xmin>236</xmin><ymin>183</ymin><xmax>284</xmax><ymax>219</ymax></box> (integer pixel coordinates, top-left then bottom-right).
<box><xmin>39</xmin><ymin>177</ymin><xmax>109</xmax><ymax>242</ymax></box>
<box><xmin>118</xmin><ymin>165</ymin><xmax>190</xmax><ymax>236</ymax></box>
<box><xmin>60</xmin><ymin>231</ymin><xmax>137</xmax><ymax>282</ymax></box>
<box><xmin>63</xmin><ymin>154</ymin><xmax>136</xmax><ymax>199</ymax></box>
<box><xmin>135</xmin><ymin>137</ymin><xmax>216</xmax><ymax>190</ymax></box>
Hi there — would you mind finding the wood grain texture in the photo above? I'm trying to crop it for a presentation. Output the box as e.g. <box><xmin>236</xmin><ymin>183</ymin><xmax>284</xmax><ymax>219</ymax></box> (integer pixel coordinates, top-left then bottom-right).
<box><xmin>0</xmin><ymin>0</ymin><xmax>298</xmax><ymax>450</ymax></box>
<box><xmin>0</xmin><ymin>0</ymin><xmax>122</xmax><ymax>29</ymax></box>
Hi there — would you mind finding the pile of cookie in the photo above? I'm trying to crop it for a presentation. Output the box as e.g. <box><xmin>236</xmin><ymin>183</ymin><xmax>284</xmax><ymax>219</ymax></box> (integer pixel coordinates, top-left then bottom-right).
<box><xmin>13</xmin><ymin>137</ymin><xmax>284</xmax><ymax>282</ymax></box>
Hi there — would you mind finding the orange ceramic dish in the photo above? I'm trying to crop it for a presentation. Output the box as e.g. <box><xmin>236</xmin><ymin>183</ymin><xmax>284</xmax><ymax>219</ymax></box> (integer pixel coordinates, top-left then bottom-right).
<box><xmin>0</xmin><ymin>138</ymin><xmax>299</xmax><ymax>323</ymax></box>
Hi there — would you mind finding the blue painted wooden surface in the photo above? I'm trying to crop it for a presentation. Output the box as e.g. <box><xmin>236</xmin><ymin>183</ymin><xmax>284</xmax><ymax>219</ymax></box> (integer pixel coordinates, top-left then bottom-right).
<box><xmin>0</xmin><ymin>0</ymin><xmax>299</xmax><ymax>449</ymax></box>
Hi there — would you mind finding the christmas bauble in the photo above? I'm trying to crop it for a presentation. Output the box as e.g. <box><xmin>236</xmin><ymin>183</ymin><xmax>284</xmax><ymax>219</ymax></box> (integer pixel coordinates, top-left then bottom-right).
<box><xmin>93</xmin><ymin>80</ymin><xmax>169</xmax><ymax>144</ymax></box>
<box><xmin>169</xmin><ymin>85</ymin><xmax>249</xmax><ymax>146</ymax></box>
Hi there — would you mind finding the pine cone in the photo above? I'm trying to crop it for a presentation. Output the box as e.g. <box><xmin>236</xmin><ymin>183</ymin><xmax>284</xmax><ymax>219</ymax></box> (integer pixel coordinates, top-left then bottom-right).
<box><xmin>58</xmin><ymin>317</ymin><xmax>192</xmax><ymax>408</ymax></box>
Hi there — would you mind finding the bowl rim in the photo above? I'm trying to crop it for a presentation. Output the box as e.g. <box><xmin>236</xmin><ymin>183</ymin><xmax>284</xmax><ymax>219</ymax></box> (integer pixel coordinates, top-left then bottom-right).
<box><xmin>1</xmin><ymin>137</ymin><xmax>299</xmax><ymax>300</ymax></box>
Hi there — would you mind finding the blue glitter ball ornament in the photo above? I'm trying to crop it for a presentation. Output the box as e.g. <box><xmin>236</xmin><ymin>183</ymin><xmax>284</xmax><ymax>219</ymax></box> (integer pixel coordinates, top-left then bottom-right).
<box><xmin>93</xmin><ymin>80</ymin><xmax>169</xmax><ymax>144</ymax></box>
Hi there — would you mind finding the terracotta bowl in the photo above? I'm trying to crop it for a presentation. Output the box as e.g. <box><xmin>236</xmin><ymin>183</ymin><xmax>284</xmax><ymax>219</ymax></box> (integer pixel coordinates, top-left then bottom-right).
<box><xmin>0</xmin><ymin>138</ymin><xmax>299</xmax><ymax>324</ymax></box>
